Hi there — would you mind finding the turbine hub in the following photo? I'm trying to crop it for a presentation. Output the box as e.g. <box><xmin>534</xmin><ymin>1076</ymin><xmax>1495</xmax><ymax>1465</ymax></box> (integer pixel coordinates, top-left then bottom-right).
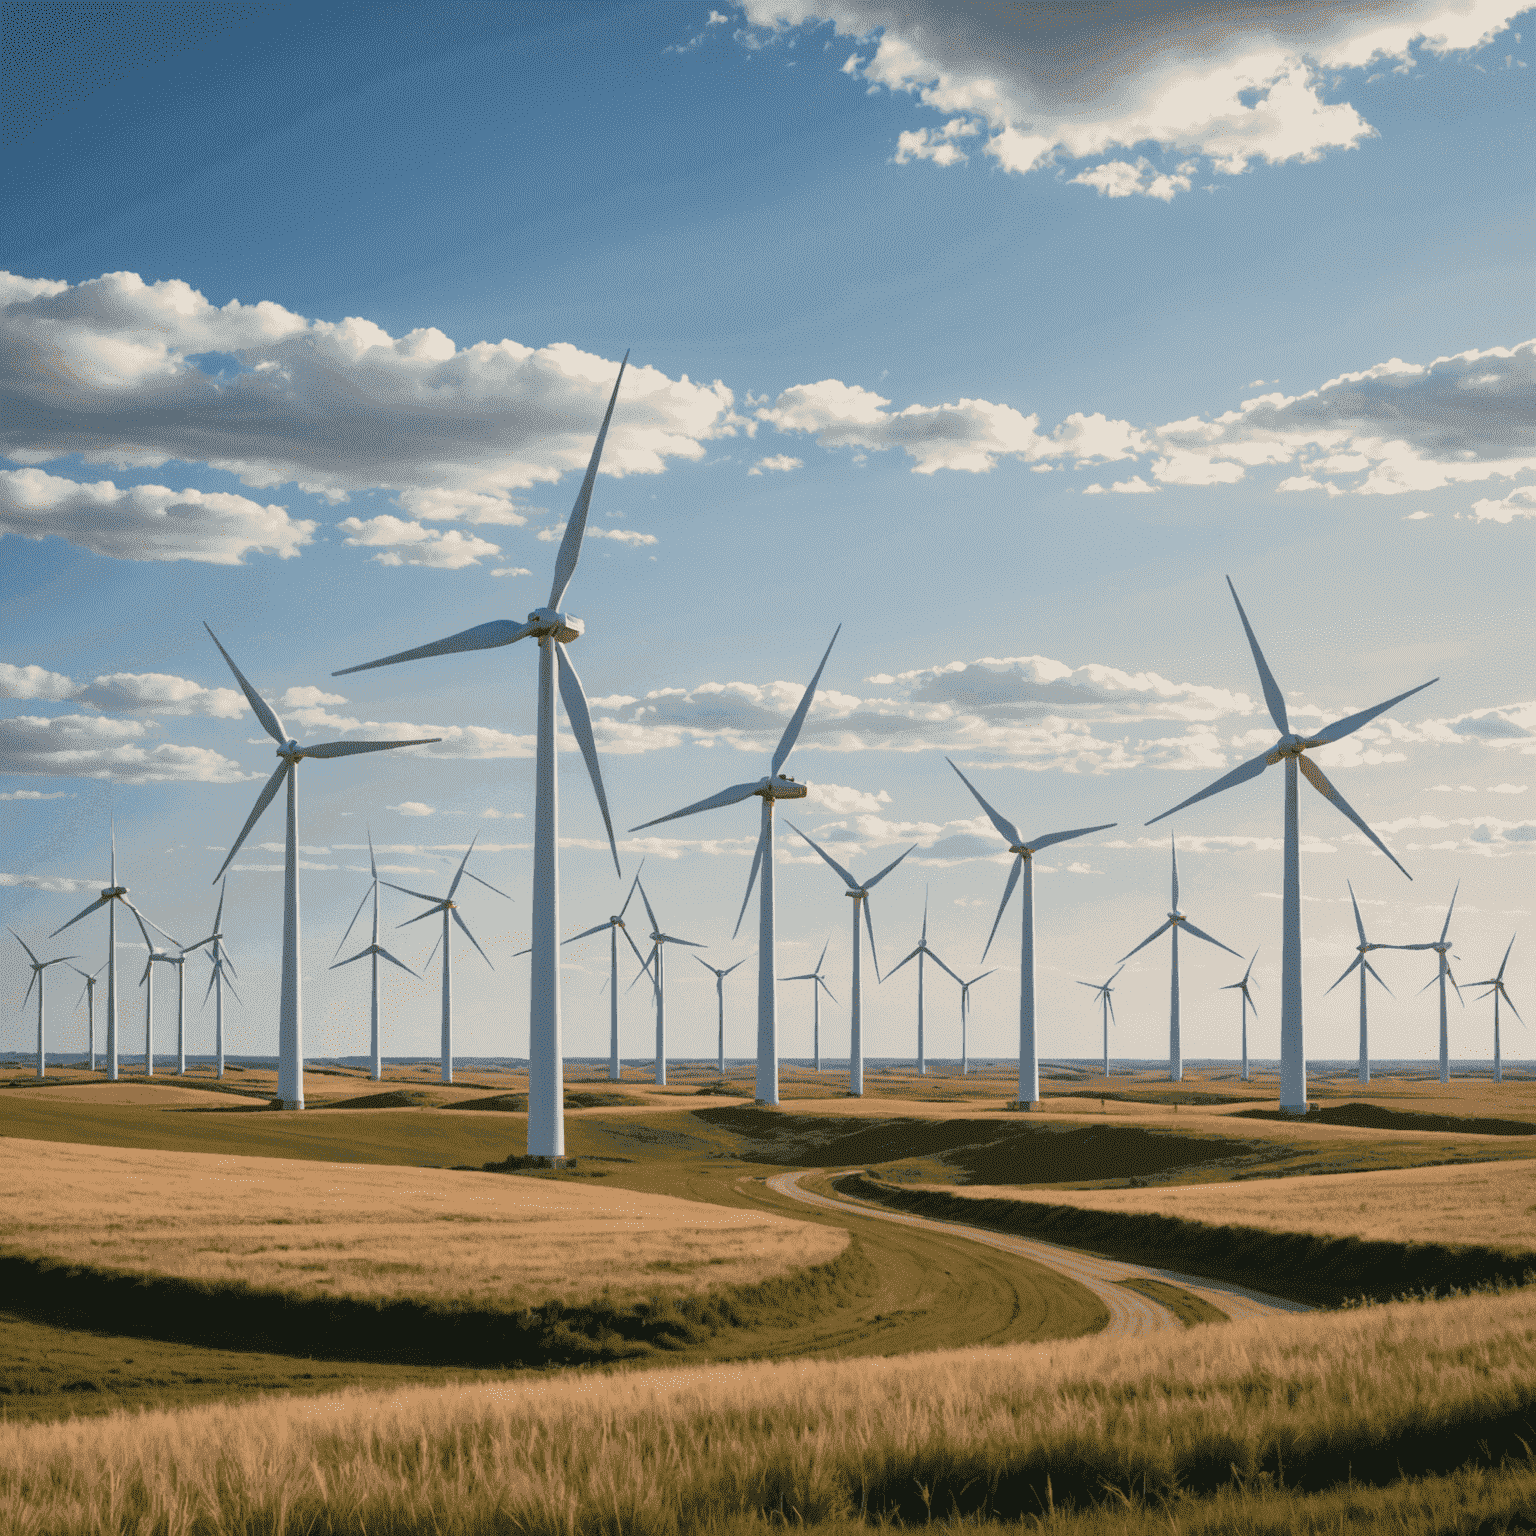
<box><xmin>1169</xmin><ymin>911</ymin><xmax>1184</xmax><ymax>921</ymax></box>
<box><xmin>101</xmin><ymin>886</ymin><xmax>126</xmax><ymax>899</ymax></box>
<box><xmin>527</xmin><ymin>607</ymin><xmax>584</xmax><ymax>644</ymax></box>
<box><xmin>757</xmin><ymin>774</ymin><xmax>807</xmax><ymax>801</ymax></box>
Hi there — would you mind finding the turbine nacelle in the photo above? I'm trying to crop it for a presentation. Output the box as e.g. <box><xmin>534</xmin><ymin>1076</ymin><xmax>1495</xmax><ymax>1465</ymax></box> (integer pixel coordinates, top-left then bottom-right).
<box><xmin>101</xmin><ymin>885</ymin><xmax>127</xmax><ymax>900</ymax></box>
<box><xmin>758</xmin><ymin>774</ymin><xmax>806</xmax><ymax>801</ymax></box>
<box><xmin>527</xmin><ymin>606</ymin><xmax>583</xmax><ymax>643</ymax></box>
<box><xmin>1266</xmin><ymin>733</ymin><xmax>1326</xmax><ymax>763</ymax></box>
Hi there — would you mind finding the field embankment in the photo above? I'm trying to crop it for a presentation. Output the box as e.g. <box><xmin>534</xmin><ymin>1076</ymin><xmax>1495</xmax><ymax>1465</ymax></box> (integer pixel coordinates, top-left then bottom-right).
<box><xmin>3</xmin><ymin>1289</ymin><xmax>1534</xmax><ymax>1534</ymax></box>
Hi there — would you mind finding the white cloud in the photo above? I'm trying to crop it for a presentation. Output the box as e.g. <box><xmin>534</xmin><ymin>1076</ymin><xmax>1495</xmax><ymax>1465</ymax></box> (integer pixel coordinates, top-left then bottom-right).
<box><xmin>1</xmin><ymin>661</ymin><xmax>246</xmax><ymax>718</ymax></box>
<box><xmin>585</xmin><ymin>526</ymin><xmax>658</xmax><ymax>546</ymax></box>
<box><xmin>804</xmin><ymin>781</ymin><xmax>893</xmax><ymax>814</ymax></box>
<box><xmin>337</xmin><ymin>515</ymin><xmax>501</xmax><ymax>569</ymax></box>
<box><xmin>892</xmin><ymin>117</ymin><xmax>978</xmax><ymax>165</ymax></box>
<box><xmin>0</xmin><ymin>713</ymin><xmax>249</xmax><ymax>784</ymax></box>
<box><xmin>1372</xmin><ymin>812</ymin><xmax>1536</xmax><ymax>856</ymax></box>
<box><xmin>0</xmin><ymin>871</ymin><xmax>101</xmax><ymax>893</ymax></box>
<box><xmin>491</xmin><ymin>566</ymin><xmax>532</xmax><ymax>578</ymax></box>
<box><xmin>389</xmin><ymin>801</ymin><xmax>436</xmax><ymax>817</ymax></box>
<box><xmin>0</xmin><ymin>467</ymin><xmax>313</xmax><ymax>564</ymax></box>
<box><xmin>1404</xmin><ymin>509</ymin><xmax>1433</xmax><ymax>519</ymax></box>
<box><xmin>0</xmin><ymin>663</ymin><xmax>76</xmax><ymax>701</ymax></box>
<box><xmin>1467</xmin><ymin>484</ymin><xmax>1536</xmax><ymax>522</ymax></box>
<box><xmin>480</xmin><ymin>807</ymin><xmax>525</xmax><ymax>819</ymax></box>
<box><xmin>0</xmin><ymin>789</ymin><xmax>70</xmax><ymax>800</ymax></box>
<box><xmin>1082</xmin><ymin>475</ymin><xmax>1158</xmax><ymax>495</ymax></box>
<box><xmin>1490</xmin><ymin>783</ymin><xmax>1528</xmax><ymax>794</ymax></box>
<box><xmin>748</xmin><ymin>454</ymin><xmax>804</xmax><ymax>475</ymax></box>
<box><xmin>1072</xmin><ymin>157</ymin><xmax>1196</xmax><ymax>201</ymax></box>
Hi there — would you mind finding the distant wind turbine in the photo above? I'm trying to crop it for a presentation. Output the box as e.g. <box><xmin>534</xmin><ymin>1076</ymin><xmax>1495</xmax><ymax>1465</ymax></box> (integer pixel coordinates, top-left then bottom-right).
<box><xmin>884</xmin><ymin>892</ymin><xmax>961</xmax><ymax>1075</ymax></box>
<box><xmin>1324</xmin><ymin>882</ymin><xmax>1394</xmax><ymax>1084</ymax></box>
<box><xmin>1145</xmin><ymin>578</ymin><xmax>1435</xmax><ymax>1114</ymax></box>
<box><xmin>1076</xmin><ymin>965</ymin><xmax>1123</xmax><ymax>1078</ymax></box>
<box><xmin>69</xmin><ymin>963</ymin><xmax>105</xmax><ymax>1072</ymax></box>
<box><xmin>1220</xmin><ymin>950</ymin><xmax>1262</xmax><ymax>1083</ymax></box>
<box><xmin>782</xmin><ymin>937</ymin><xmax>837</xmax><ymax>1072</ymax></box>
<box><xmin>948</xmin><ymin>758</ymin><xmax>1116</xmax><ymax>1107</ymax></box>
<box><xmin>333</xmin><ymin>358</ymin><xmax>628</xmax><ymax>1156</ymax></box>
<box><xmin>331</xmin><ymin>834</ymin><xmax>417</xmax><ymax>1081</ymax></box>
<box><xmin>694</xmin><ymin>954</ymin><xmax>749</xmax><ymax>1074</ymax></box>
<box><xmin>953</xmin><ymin>968</ymin><xmax>996</xmax><ymax>1076</ymax></box>
<box><xmin>206</xmin><ymin>624</ymin><xmax>439</xmax><ymax>1109</ymax></box>
<box><xmin>1467</xmin><ymin>936</ymin><xmax>1522</xmax><ymax>1084</ymax></box>
<box><xmin>562</xmin><ymin>866</ymin><xmax>650</xmax><ymax>1082</ymax></box>
<box><xmin>1384</xmin><ymin>885</ymin><xmax>1463</xmax><ymax>1084</ymax></box>
<box><xmin>628</xmin><ymin>880</ymin><xmax>705</xmax><ymax>1086</ymax></box>
<box><xmin>388</xmin><ymin>836</ymin><xmax>509</xmax><ymax>1086</ymax></box>
<box><xmin>137</xmin><ymin>917</ymin><xmax>188</xmax><ymax>1076</ymax></box>
<box><xmin>630</xmin><ymin>627</ymin><xmax>840</xmax><ymax>1106</ymax></box>
<box><xmin>11</xmin><ymin>930</ymin><xmax>77</xmax><ymax>1079</ymax></box>
<box><xmin>787</xmin><ymin>824</ymin><xmax>915</xmax><ymax>1097</ymax></box>
<box><xmin>1120</xmin><ymin>840</ymin><xmax>1241</xmax><ymax>1083</ymax></box>
<box><xmin>187</xmin><ymin>880</ymin><xmax>238</xmax><ymax>1077</ymax></box>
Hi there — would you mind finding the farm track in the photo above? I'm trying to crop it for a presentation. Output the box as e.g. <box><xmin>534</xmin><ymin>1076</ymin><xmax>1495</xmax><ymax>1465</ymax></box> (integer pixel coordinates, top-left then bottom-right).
<box><xmin>769</xmin><ymin>1169</ymin><xmax>1311</xmax><ymax>1334</ymax></box>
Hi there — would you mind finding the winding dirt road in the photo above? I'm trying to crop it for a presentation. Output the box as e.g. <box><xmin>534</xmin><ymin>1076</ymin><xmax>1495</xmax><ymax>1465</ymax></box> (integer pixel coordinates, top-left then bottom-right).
<box><xmin>768</xmin><ymin>1169</ymin><xmax>1309</xmax><ymax>1338</ymax></box>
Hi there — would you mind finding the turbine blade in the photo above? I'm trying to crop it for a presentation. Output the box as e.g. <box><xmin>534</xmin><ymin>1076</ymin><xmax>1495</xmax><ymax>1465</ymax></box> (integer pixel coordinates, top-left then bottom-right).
<box><xmin>223</xmin><ymin>974</ymin><xmax>243</xmax><ymax>1007</ymax></box>
<box><xmin>1441</xmin><ymin>882</ymin><xmax>1459</xmax><ymax>944</ymax></box>
<box><xmin>452</xmin><ymin>907</ymin><xmax>494</xmax><ymax>970</ymax></box>
<box><xmin>556</xmin><ymin>643</ymin><xmax>621</xmax><ymax>876</ymax></box>
<box><xmin>925</xmin><ymin>950</ymin><xmax>964</xmax><ymax>987</ymax></box>
<box><xmin>816</xmin><ymin>935</ymin><xmax>830</xmax><ymax>973</ymax></box>
<box><xmin>1146</xmin><ymin>749</ymin><xmax>1271</xmax><ymax>827</ymax></box>
<box><xmin>1120</xmin><ymin>919</ymin><xmax>1175</xmax><ymax>964</ymax></box>
<box><xmin>626</xmin><ymin>944</ymin><xmax>658</xmax><ymax>995</ymax></box>
<box><xmin>446</xmin><ymin>833</ymin><xmax>479</xmax><ymax>900</ymax></box>
<box><xmin>1324</xmin><ymin>955</ymin><xmax>1364</xmax><ymax>995</ymax></box>
<box><xmin>563</xmin><ymin>922</ymin><xmax>614</xmax><ymax>945</ymax></box>
<box><xmin>1497</xmin><ymin>933</ymin><xmax>1517</xmax><ymax>981</ymax></box>
<box><xmin>1170</xmin><ymin>840</ymin><xmax>1179</xmax><ymax>910</ymax></box>
<box><xmin>618</xmin><ymin>861</ymin><xmax>645</xmax><ymax>919</ymax></box>
<box><xmin>423</xmin><ymin>936</ymin><xmax>441</xmax><ymax>972</ymax></box>
<box><xmin>22</xmin><ymin>972</ymin><xmax>37</xmax><ymax>1008</ymax></box>
<box><xmin>921</xmin><ymin>890</ymin><xmax>928</xmax><ymax>945</ymax></box>
<box><xmin>204</xmin><ymin>623</ymin><xmax>287</xmax><ymax>744</ymax></box>
<box><xmin>1362</xmin><ymin>959</ymin><xmax>1393</xmax><ymax>997</ymax></box>
<box><xmin>329</xmin><ymin>948</ymin><xmax>372</xmax><ymax>970</ymax></box>
<box><xmin>1241</xmin><ymin>951</ymin><xmax>1256</xmax><ymax>984</ymax></box>
<box><xmin>1504</xmin><ymin>990</ymin><xmax>1524</xmax><ymax>1026</ymax></box>
<box><xmin>300</xmin><ymin>737</ymin><xmax>440</xmax><ymax>759</ymax></box>
<box><xmin>1225</xmin><ymin>577</ymin><xmax>1289</xmax><ymax>736</ymax></box>
<box><xmin>786</xmin><ymin>822</ymin><xmax>858</xmax><ymax>890</ymax></box>
<box><xmin>862</xmin><ymin>843</ymin><xmax>917</xmax><ymax>892</ymax></box>
<box><xmin>376</xmin><ymin>946</ymin><xmax>418</xmax><ymax>977</ymax></box>
<box><xmin>548</xmin><ymin>353</ymin><xmax>628</xmax><ymax>610</ymax></box>
<box><xmin>979</xmin><ymin>854</ymin><xmax>1022</xmax><ymax>965</ymax></box>
<box><xmin>461</xmin><ymin>867</ymin><xmax>512</xmax><ymax>901</ymax></box>
<box><xmin>1024</xmin><ymin>821</ymin><xmax>1117</xmax><ymax>853</ymax></box>
<box><xmin>202</xmin><ymin>968</ymin><xmax>218</xmax><ymax>1006</ymax></box>
<box><xmin>630</xmin><ymin>780</ymin><xmax>761</xmax><ymax>832</ymax></box>
<box><xmin>49</xmin><ymin>897</ymin><xmax>106</xmax><ymax>939</ymax></box>
<box><xmin>332</xmin><ymin>620</ymin><xmax>536</xmax><ymax>677</ymax></box>
<box><xmin>816</xmin><ymin>976</ymin><xmax>838</xmax><ymax>1004</ymax></box>
<box><xmin>1446</xmin><ymin>965</ymin><xmax>1464</xmax><ymax>1005</ymax></box>
<box><xmin>381</xmin><ymin>881</ymin><xmax>447</xmax><ymax>905</ymax></box>
<box><xmin>692</xmin><ymin>953</ymin><xmax>718</xmax><ymax>976</ymax></box>
<box><xmin>395</xmin><ymin>905</ymin><xmax>444</xmax><ymax>930</ymax></box>
<box><xmin>124</xmin><ymin>902</ymin><xmax>180</xmax><ymax>947</ymax></box>
<box><xmin>181</xmin><ymin>934</ymin><xmax>216</xmax><ymax>956</ymax></box>
<box><xmin>1307</xmin><ymin>678</ymin><xmax>1438</xmax><ymax>747</ymax></box>
<box><xmin>335</xmin><ymin>884</ymin><xmax>374</xmax><ymax>961</ymax></box>
<box><xmin>367</xmin><ymin>832</ymin><xmax>377</xmax><ymax>883</ymax></box>
<box><xmin>1348</xmin><ymin>882</ymin><xmax>1366</xmax><ymax>948</ymax></box>
<box><xmin>1297</xmin><ymin>756</ymin><xmax>1411</xmax><ymax>881</ymax></box>
<box><xmin>771</xmin><ymin>625</ymin><xmax>840</xmax><ymax>777</ymax></box>
<box><xmin>946</xmin><ymin>757</ymin><xmax>1021</xmax><ymax>848</ymax></box>
<box><xmin>213</xmin><ymin>760</ymin><xmax>290</xmax><ymax>883</ymax></box>
<box><xmin>657</xmin><ymin>933</ymin><xmax>706</xmax><ymax>949</ymax></box>
<box><xmin>1180</xmin><ymin>920</ymin><xmax>1242</xmax><ymax>959</ymax></box>
<box><xmin>636</xmin><ymin>879</ymin><xmax>660</xmax><ymax>938</ymax></box>
<box><xmin>724</xmin><ymin>957</ymin><xmax>748</xmax><ymax>975</ymax></box>
<box><xmin>732</xmin><ymin>821</ymin><xmax>766</xmax><ymax>940</ymax></box>
<box><xmin>621</xmin><ymin>925</ymin><xmax>652</xmax><ymax>974</ymax></box>
<box><xmin>884</xmin><ymin>946</ymin><xmax>922</xmax><ymax>979</ymax></box>
<box><xmin>9</xmin><ymin>929</ymin><xmax>40</xmax><ymax>965</ymax></box>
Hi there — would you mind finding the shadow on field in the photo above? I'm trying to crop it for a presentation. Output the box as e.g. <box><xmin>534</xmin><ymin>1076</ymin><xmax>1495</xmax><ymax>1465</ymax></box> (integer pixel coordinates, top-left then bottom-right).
<box><xmin>1236</xmin><ymin>1102</ymin><xmax>1536</xmax><ymax>1137</ymax></box>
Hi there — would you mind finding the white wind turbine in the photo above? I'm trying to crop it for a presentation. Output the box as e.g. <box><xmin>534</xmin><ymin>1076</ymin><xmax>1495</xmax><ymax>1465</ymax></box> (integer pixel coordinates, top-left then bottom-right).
<box><xmin>693</xmin><ymin>955</ymin><xmax>749</xmax><ymax>1075</ymax></box>
<box><xmin>628</xmin><ymin>880</ymin><xmax>706</xmax><ymax>1086</ymax></box>
<box><xmin>1145</xmin><ymin>578</ymin><xmax>1435</xmax><ymax>1114</ymax></box>
<box><xmin>187</xmin><ymin>881</ymin><xmax>239</xmax><ymax>1078</ymax></box>
<box><xmin>387</xmin><ymin>836</ymin><xmax>509</xmax><ymax>1086</ymax></box>
<box><xmin>1468</xmin><ymin>936</ymin><xmax>1522</xmax><ymax>1084</ymax></box>
<box><xmin>884</xmin><ymin>892</ymin><xmax>961</xmax><ymax>1075</ymax></box>
<box><xmin>11</xmin><ymin>931</ymin><xmax>77</xmax><ymax>1079</ymax></box>
<box><xmin>1076</xmin><ymin>965</ymin><xmax>1123</xmax><ymax>1079</ymax></box>
<box><xmin>69</xmin><ymin>963</ymin><xmax>105</xmax><ymax>1071</ymax></box>
<box><xmin>1120</xmin><ymin>841</ymin><xmax>1240</xmax><ymax>1082</ymax></box>
<box><xmin>334</xmin><ymin>360</ymin><xmax>628</xmax><ymax>1156</ymax></box>
<box><xmin>948</xmin><ymin>758</ymin><xmax>1116</xmax><ymax>1107</ymax></box>
<box><xmin>788</xmin><ymin>825</ymin><xmax>915</xmax><ymax>1096</ymax></box>
<box><xmin>781</xmin><ymin>937</ymin><xmax>837</xmax><ymax>1072</ymax></box>
<box><xmin>206</xmin><ymin>624</ymin><xmax>439</xmax><ymax>1110</ymax></box>
<box><xmin>1324</xmin><ymin>881</ymin><xmax>1395</xmax><ymax>1085</ymax></box>
<box><xmin>562</xmin><ymin>867</ymin><xmax>651</xmax><ymax>1082</ymax></box>
<box><xmin>1384</xmin><ymin>885</ymin><xmax>1463</xmax><ymax>1084</ymax></box>
<box><xmin>51</xmin><ymin>827</ymin><xmax>175</xmax><ymax>1081</ymax></box>
<box><xmin>630</xmin><ymin>628</ymin><xmax>840</xmax><ymax>1106</ymax></box>
<box><xmin>137</xmin><ymin>917</ymin><xmax>188</xmax><ymax>1076</ymax></box>
<box><xmin>1220</xmin><ymin>951</ymin><xmax>1262</xmax><ymax>1083</ymax></box>
<box><xmin>331</xmin><ymin>834</ymin><xmax>417</xmax><ymax>1081</ymax></box>
<box><xmin>952</xmin><ymin>968</ymin><xmax>996</xmax><ymax>1076</ymax></box>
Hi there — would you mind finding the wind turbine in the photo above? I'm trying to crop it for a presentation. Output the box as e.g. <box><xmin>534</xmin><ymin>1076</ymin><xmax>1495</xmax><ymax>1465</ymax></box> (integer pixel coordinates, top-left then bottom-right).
<box><xmin>948</xmin><ymin>758</ymin><xmax>1116</xmax><ymax>1107</ymax></box>
<box><xmin>333</xmin><ymin>360</ymin><xmax>628</xmax><ymax>1156</ymax></box>
<box><xmin>787</xmin><ymin>824</ymin><xmax>915</xmax><ymax>1097</ymax></box>
<box><xmin>884</xmin><ymin>892</ymin><xmax>961</xmax><ymax>1075</ymax></box>
<box><xmin>562</xmin><ymin>867</ymin><xmax>650</xmax><ymax>1082</ymax></box>
<box><xmin>138</xmin><ymin>919</ymin><xmax>188</xmax><ymax>1076</ymax></box>
<box><xmin>331</xmin><ymin>834</ymin><xmax>417</xmax><ymax>1081</ymax></box>
<box><xmin>630</xmin><ymin>627</ymin><xmax>840</xmax><ymax>1106</ymax></box>
<box><xmin>69</xmin><ymin>963</ymin><xmax>105</xmax><ymax>1071</ymax></box>
<box><xmin>628</xmin><ymin>881</ymin><xmax>705</xmax><ymax>1086</ymax></box>
<box><xmin>11</xmin><ymin>931</ymin><xmax>77</xmax><ymax>1079</ymax></box>
<box><xmin>51</xmin><ymin>827</ymin><xmax>174</xmax><ymax>1081</ymax></box>
<box><xmin>1145</xmin><ymin>577</ymin><xmax>1435</xmax><ymax>1114</ymax></box>
<box><xmin>1468</xmin><ymin>936</ymin><xmax>1522</xmax><ymax>1084</ymax></box>
<box><xmin>387</xmin><ymin>836</ymin><xmax>509</xmax><ymax>1086</ymax></box>
<box><xmin>1324</xmin><ymin>882</ymin><xmax>1395</xmax><ymax>1085</ymax></box>
<box><xmin>1121</xmin><ymin>840</ymin><xmax>1241</xmax><ymax>1082</ymax></box>
<box><xmin>1220</xmin><ymin>951</ymin><xmax>1262</xmax><ymax>1083</ymax></box>
<box><xmin>781</xmin><ymin>937</ymin><xmax>837</xmax><ymax>1072</ymax></box>
<box><xmin>1076</xmin><ymin>965</ymin><xmax>1123</xmax><ymax>1078</ymax></box>
<box><xmin>694</xmin><ymin>954</ymin><xmax>749</xmax><ymax>1074</ymax></box>
<box><xmin>206</xmin><ymin>624</ymin><xmax>439</xmax><ymax>1110</ymax></box>
<box><xmin>1384</xmin><ymin>885</ymin><xmax>1463</xmax><ymax>1085</ymax></box>
<box><xmin>953</xmin><ymin>968</ymin><xmax>996</xmax><ymax>1076</ymax></box>
<box><xmin>186</xmin><ymin>880</ymin><xmax>238</xmax><ymax>1078</ymax></box>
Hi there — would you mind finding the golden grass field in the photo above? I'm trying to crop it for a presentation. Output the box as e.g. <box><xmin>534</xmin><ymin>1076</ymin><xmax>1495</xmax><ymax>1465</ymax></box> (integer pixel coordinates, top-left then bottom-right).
<box><xmin>0</xmin><ymin>1136</ymin><xmax>845</xmax><ymax>1306</ymax></box>
<box><xmin>2</xmin><ymin>1286</ymin><xmax>1532</xmax><ymax>1534</ymax></box>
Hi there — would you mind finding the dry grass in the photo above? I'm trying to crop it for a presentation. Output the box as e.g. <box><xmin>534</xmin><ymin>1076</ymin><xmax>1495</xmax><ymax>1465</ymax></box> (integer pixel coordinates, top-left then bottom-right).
<box><xmin>934</xmin><ymin>1156</ymin><xmax>1536</xmax><ymax>1254</ymax></box>
<box><xmin>0</xmin><ymin>1137</ymin><xmax>845</xmax><ymax>1308</ymax></box>
<box><xmin>1</xmin><ymin>1288</ymin><xmax>1533</xmax><ymax>1534</ymax></box>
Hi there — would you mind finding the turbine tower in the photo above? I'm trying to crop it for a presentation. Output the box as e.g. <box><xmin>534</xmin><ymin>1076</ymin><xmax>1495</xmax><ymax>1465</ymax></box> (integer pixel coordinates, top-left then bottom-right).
<box><xmin>1076</xmin><ymin>965</ymin><xmax>1123</xmax><ymax>1078</ymax></box>
<box><xmin>1120</xmin><ymin>841</ymin><xmax>1240</xmax><ymax>1083</ymax></box>
<box><xmin>781</xmin><ymin>937</ymin><xmax>836</xmax><ymax>1072</ymax></box>
<box><xmin>787</xmin><ymin>824</ymin><xmax>914</xmax><ymax>1097</ymax></box>
<box><xmin>694</xmin><ymin>955</ymin><xmax>748</xmax><ymax>1075</ymax></box>
<box><xmin>388</xmin><ymin>836</ymin><xmax>509</xmax><ymax>1086</ymax></box>
<box><xmin>885</xmin><ymin>892</ymin><xmax>961</xmax><ymax>1075</ymax></box>
<box><xmin>948</xmin><ymin>758</ymin><xmax>1116</xmax><ymax>1107</ymax></box>
<box><xmin>331</xmin><ymin>835</ymin><xmax>417</xmax><ymax>1081</ymax></box>
<box><xmin>207</xmin><ymin>624</ymin><xmax>439</xmax><ymax>1110</ymax></box>
<box><xmin>11</xmin><ymin>931</ymin><xmax>77</xmax><ymax>1079</ymax></box>
<box><xmin>562</xmin><ymin>867</ymin><xmax>650</xmax><ymax>1082</ymax></box>
<box><xmin>953</xmin><ymin>968</ymin><xmax>996</xmax><ymax>1075</ymax></box>
<box><xmin>1220</xmin><ymin>951</ymin><xmax>1262</xmax><ymax>1083</ymax></box>
<box><xmin>185</xmin><ymin>880</ymin><xmax>238</xmax><ymax>1078</ymax></box>
<box><xmin>1146</xmin><ymin>578</ymin><xmax>1434</xmax><ymax>1114</ymax></box>
<box><xmin>1385</xmin><ymin>885</ymin><xmax>1463</xmax><ymax>1084</ymax></box>
<box><xmin>333</xmin><ymin>359</ymin><xmax>628</xmax><ymax>1156</ymax></box>
<box><xmin>629</xmin><ymin>881</ymin><xmax>705</xmax><ymax>1086</ymax></box>
<box><xmin>1468</xmin><ymin>936</ymin><xmax>1522</xmax><ymax>1084</ymax></box>
<box><xmin>630</xmin><ymin>627</ymin><xmax>841</xmax><ymax>1106</ymax></box>
<box><xmin>1324</xmin><ymin>882</ymin><xmax>1394</xmax><ymax>1084</ymax></box>
<box><xmin>138</xmin><ymin>920</ymin><xmax>188</xmax><ymax>1075</ymax></box>
<box><xmin>69</xmin><ymin>963</ymin><xmax>105</xmax><ymax>1072</ymax></box>
<box><xmin>51</xmin><ymin>828</ymin><xmax>173</xmax><ymax>1082</ymax></box>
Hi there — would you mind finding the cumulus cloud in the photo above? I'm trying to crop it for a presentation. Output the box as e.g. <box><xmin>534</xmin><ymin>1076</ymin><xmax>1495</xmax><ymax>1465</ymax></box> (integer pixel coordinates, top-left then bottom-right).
<box><xmin>0</xmin><ymin>663</ymin><xmax>76</xmax><ymax>701</ymax></box>
<box><xmin>0</xmin><ymin>467</ymin><xmax>313</xmax><ymax>564</ymax></box>
<box><xmin>585</xmin><ymin>526</ymin><xmax>658</xmax><ymax>546</ymax></box>
<box><xmin>741</xmin><ymin>1</ymin><xmax>1524</xmax><ymax>196</ymax></box>
<box><xmin>0</xmin><ymin>871</ymin><xmax>101</xmax><ymax>892</ymax></box>
<box><xmin>491</xmin><ymin>566</ymin><xmax>532</xmax><ymax>578</ymax></box>
<box><xmin>1373</xmin><ymin>812</ymin><xmax>1536</xmax><ymax>856</ymax></box>
<box><xmin>1083</xmin><ymin>475</ymin><xmax>1158</xmax><ymax>495</ymax></box>
<box><xmin>748</xmin><ymin>454</ymin><xmax>804</xmax><ymax>475</ymax></box>
<box><xmin>2</xmin><ymin>660</ymin><xmax>247</xmax><ymax>718</ymax></box>
<box><xmin>0</xmin><ymin>789</ymin><xmax>70</xmax><ymax>800</ymax></box>
<box><xmin>1467</xmin><ymin>484</ymin><xmax>1536</xmax><ymax>522</ymax></box>
<box><xmin>389</xmin><ymin>801</ymin><xmax>436</xmax><ymax>817</ymax></box>
<box><xmin>338</xmin><ymin>514</ymin><xmax>501</xmax><ymax>569</ymax></box>
<box><xmin>0</xmin><ymin>713</ymin><xmax>249</xmax><ymax>783</ymax></box>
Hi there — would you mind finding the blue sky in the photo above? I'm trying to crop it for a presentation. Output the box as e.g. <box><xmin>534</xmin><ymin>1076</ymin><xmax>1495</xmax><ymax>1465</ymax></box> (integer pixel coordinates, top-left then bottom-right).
<box><xmin>3</xmin><ymin>0</ymin><xmax>1532</xmax><ymax>1071</ymax></box>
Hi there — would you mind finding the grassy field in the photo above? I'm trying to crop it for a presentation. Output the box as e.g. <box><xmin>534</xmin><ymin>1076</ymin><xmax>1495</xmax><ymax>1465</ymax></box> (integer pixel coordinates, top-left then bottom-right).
<box><xmin>2</xmin><ymin>1287</ymin><xmax>1533</xmax><ymax>1534</ymax></box>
